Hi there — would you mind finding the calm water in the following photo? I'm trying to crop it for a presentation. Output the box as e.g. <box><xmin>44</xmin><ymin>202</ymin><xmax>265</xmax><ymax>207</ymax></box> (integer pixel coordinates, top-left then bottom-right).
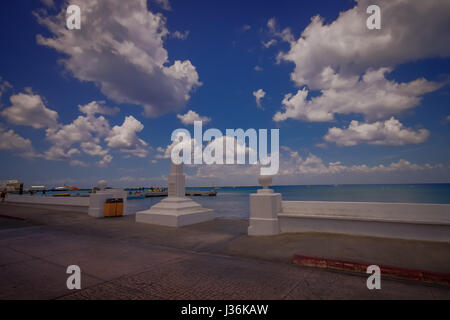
<box><xmin>128</xmin><ymin>184</ymin><xmax>450</xmax><ymax>220</ymax></box>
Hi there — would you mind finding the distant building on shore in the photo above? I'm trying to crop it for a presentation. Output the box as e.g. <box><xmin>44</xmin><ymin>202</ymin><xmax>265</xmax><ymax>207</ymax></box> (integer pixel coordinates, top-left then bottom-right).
<box><xmin>0</xmin><ymin>180</ymin><xmax>23</xmax><ymax>192</ymax></box>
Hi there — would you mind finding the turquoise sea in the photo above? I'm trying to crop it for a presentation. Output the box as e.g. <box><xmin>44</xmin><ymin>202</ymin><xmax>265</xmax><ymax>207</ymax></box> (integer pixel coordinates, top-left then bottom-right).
<box><xmin>128</xmin><ymin>184</ymin><xmax>450</xmax><ymax>220</ymax></box>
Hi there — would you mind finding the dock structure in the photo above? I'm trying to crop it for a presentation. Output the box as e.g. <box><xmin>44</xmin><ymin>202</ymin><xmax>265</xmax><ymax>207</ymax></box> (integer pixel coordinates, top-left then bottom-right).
<box><xmin>144</xmin><ymin>190</ymin><xmax>217</xmax><ymax>198</ymax></box>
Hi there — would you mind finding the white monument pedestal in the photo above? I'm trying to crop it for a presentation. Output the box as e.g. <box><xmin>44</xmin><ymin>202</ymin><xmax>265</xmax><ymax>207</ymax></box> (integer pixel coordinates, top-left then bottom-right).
<box><xmin>248</xmin><ymin>176</ymin><xmax>281</xmax><ymax>236</ymax></box>
<box><xmin>136</xmin><ymin>163</ymin><xmax>215</xmax><ymax>227</ymax></box>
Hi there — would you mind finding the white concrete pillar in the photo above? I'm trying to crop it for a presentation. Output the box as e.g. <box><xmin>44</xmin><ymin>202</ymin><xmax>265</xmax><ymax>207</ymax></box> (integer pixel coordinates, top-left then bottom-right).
<box><xmin>248</xmin><ymin>176</ymin><xmax>281</xmax><ymax>236</ymax></box>
<box><xmin>136</xmin><ymin>163</ymin><xmax>214</xmax><ymax>227</ymax></box>
<box><xmin>88</xmin><ymin>180</ymin><xmax>128</xmax><ymax>218</ymax></box>
<box><xmin>168</xmin><ymin>162</ymin><xmax>185</xmax><ymax>198</ymax></box>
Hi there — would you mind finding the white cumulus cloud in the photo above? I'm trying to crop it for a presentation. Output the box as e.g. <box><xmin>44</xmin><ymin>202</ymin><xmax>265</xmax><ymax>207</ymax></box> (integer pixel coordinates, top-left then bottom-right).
<box><xmin>0</xmin><ymin>77</ymin><xmax>12</xmax><ymax>100</ymax></box>
<box><xmin>2</xmin><ymin>90</ymin><xmax>59</xmax><ymax>129</ymax></box>
<box><xmin>253</xmin><ymin>89</ymin><xmax>266</xmax><ymax>109</ymax></box>
<box><xmin>278</xmin><ymin>0</ymin><xmax>450</xmax><ymax>90</ymax></box>
<box><xmin>273</xmin><ymin>68</ymin><xmax>442</xmax><ymax>122</ymax></box>
<box><xmin>154</xmin><ymin>0</ymin><xmax>171</xmax><ymax>11</ymax></box>
<box><xmin>78</xmin><ymin>101</ymin><xmax>119</xmax><ymax>116</ymax></box>
<box><xmin>0</xmin><ymin>126</ymin><xmax>35</xmax><ymax>158</ymax></box>
<box><xmin>324</xmin><ymin>117</ymin><xmax>430</xmax><ymax>146</ymax></box>
<box><xmin>105</xmin><ymin>116</ymin><xmax>149</xmax><ymax>158</ymax></box>
<box><xmin>177</xmin><ymin>110</ymin><xmax>211</xmax><ymax>125</ymax></box>
<box><xmin>35</xmin><ymin>0</ymin><xmax>200</xmax><ymax>117</ymax></box>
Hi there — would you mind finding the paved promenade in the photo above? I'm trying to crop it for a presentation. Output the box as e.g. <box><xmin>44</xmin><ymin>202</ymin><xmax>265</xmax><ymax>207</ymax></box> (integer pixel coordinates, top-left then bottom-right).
<box><xmin>0</xmin><ymin>203</ymin><xmax>449</xmax><ymax>300</ymax></box>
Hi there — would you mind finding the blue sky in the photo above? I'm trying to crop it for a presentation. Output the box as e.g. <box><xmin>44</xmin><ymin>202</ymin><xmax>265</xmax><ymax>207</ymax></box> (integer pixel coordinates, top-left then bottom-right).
<box><xmin>0</xmin><ymin>0</ymin><xmax>449</xmax><ymax>187</ymax></box>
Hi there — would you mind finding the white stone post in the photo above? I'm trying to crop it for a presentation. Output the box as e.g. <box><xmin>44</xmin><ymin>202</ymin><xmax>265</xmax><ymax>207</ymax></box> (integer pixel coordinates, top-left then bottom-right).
<box><xmin>88</xmin><ymin>180</ymin><xmax>113</xmax><ymax>218</ymax></box>
<box><xmin>88</xmin><ymin>180</ymin><xmax>128</xmax><ymax>218</ymax></box>
<box><xmin>136</xmin><ymin>162</ymin><xmax>215</xmax><ymax>227</ymax></box>
<box><xmin>248</xmin><ymin>175</ymin><xmax>281</xmax><ymax>236</ymax></box>
<box><xmin>168</xmin><ymin>163</ymin><xmax>185</xmax><ymax>198</ymax></box>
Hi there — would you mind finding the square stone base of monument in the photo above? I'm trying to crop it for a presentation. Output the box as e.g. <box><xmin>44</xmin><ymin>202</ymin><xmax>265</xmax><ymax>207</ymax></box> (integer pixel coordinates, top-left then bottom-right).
<box><xmin>136</xmin><ymin>197</ymin><xmax>215</xmax><ymax>227</ymax></box>
<box><xmin>248</xmin><ymin>192</ymin><xmax>281</xmax><ymax>236</ymax></box>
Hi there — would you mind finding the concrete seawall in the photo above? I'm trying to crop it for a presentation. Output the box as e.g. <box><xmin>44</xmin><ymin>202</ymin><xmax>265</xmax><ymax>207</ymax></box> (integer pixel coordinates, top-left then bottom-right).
<box><xmin>5</xmin><ymin>195</ymin><xmax>89</xmax><ymax>213</ymax></box>
<box><xmin>249</xmin><ymin>186</ymin><xmax>450</xmax><ymax>242</ymax></box>
<box><xmin>278</xmin><ymin>201</ymin><xmax>450</xmax><ymax>242</ymax></box>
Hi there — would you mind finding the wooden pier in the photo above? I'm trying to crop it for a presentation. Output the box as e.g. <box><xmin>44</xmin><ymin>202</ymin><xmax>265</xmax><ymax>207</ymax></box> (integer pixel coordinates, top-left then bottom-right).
<box><xmin>144</xmin><ymin>190</ymin><xmax>217</xmax><ymax>198</ymax></box>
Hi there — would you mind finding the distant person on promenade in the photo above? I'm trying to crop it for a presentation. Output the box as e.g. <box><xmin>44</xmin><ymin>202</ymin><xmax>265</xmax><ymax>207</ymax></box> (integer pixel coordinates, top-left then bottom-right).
<box><xmin>29</xmin><ymin>189</ymin><xmax>34</xmax><ymax>196</ymax></box>
<box><xmin>1</xmin><ymin>189</ymin><xmax>7</xmax><ymax>203</ymax></box>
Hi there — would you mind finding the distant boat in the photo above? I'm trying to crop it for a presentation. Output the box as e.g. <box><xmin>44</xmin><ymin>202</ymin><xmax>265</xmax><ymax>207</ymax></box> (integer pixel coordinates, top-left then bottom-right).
<box><xmin>54</xmin><ymin>185</ymin><xmax>79</xmax><ymax>191</ymax></box>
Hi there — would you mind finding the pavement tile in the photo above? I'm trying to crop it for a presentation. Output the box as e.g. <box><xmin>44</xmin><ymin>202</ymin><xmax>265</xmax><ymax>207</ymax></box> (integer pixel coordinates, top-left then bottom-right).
<box><xmin>59</xmin><ymin>282</ymin><xmax>162</xmax><ymax>300</ymax></box>
<box><xmin>43</xmin><ymin>241</ymin><xmax>188</xmax><ymax>281</ymax></box>
<box><xmin>113</xmin><ymin>254</ymin><xmax>306</xmax><ymax>300</ymax></box>
<box><xmin>1</xmin><ymin>230</ymin><xmax>102</xmax><ymax>258</ymax></box>
<box><xmin>284</xmin><ymin>268</ymin><xmax>448</xmax><ymax>300</ymax></box>
<box><xmin>0</xmin><ymin>259</ymin><xmax>101</xmax><ymax>300</ymax></box>
<box><xmin>0</xmin><ymin>246</ymin><xmax>34</xmax><ymax>266</ymax></box>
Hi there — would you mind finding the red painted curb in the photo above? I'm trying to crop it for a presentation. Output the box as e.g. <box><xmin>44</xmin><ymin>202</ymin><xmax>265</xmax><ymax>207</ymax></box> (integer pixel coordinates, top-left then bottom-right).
<box><xmin>292</xmin><ymin>255</ymin><xmax>450</xmax><ymax>286</ymax></box>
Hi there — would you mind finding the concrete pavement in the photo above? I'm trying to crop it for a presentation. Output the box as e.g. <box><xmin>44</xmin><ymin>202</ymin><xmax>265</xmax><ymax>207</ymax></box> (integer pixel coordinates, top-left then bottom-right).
<box><xmin>0</xmin><ymin>203</ymin><xmax>449</xmax><ymax>300</ymax></box>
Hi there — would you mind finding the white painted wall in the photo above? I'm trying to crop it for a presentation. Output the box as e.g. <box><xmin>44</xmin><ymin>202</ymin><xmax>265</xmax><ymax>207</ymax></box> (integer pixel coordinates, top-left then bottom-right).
<box><xmin>278</xmin><ymin>201</ymin><xmax>450</xmax><ymax>242</ymax></box>
<box><xmin>6</xmin><ymin>195</ymin><xmax>89</xmax><ymax>213</ymax></box>
<box><xmin>6</xmin><ymin>190</ymin><xmax>131</xmax><ymax>216</ymax></box>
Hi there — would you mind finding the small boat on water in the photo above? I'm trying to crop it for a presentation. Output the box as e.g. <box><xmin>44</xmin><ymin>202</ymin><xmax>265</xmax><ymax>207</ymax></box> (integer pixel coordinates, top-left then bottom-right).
<box><xmin>186</xmin><ymin>189</ymin><xmax>217</xmax><ymax>197</ymax></box>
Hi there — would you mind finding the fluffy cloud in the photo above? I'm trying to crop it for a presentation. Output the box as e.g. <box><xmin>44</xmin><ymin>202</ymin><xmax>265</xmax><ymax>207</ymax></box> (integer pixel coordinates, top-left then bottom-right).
<box><xmin>186</xmin><ymin>145</ymin><xmax>446</xmax><ymax>185</ymax></box>
<box><xmin>46</xmin><ymin>113</ymin><xmax>110</xmax><ymax>149</ymax></box>
<box><xmin>0</xmin><ymin>94</ymin><xmax>150</xmax><ymax>164</ymax></box>
<box><xmin>267</xmin><ymin>17</ymin><xmax>294</xmax><ymax>44</ymax></box>
<box><xmin>177</xmin><ymin>110</ymin><xmax>211</xmax><ymax>125</ymax></box>
<box><xmin>273</xmin><ymin>68</ymin><xmax>442</xmax><ymax>122</ymax></box>
<box><xmin>69</xmin><ymin>159</ymin><xmax>88</xmax><ymax>167</ymax></box>
<box><xmin>278</xmin><ymin>148</ymin><xmax>443</xmax><ymax>176</ymax></box>
<box><xmin>78</xmin><ymin>101</ymin><xmax>119</xmax><ymax>116</ymax></box>
<box><xmin>278</xmin><ymin>0</ymin><xmax>450</xmax><ymax>90</ymax></box>
<box><xmin>324</xmin><ymin>117</ymin><xmax>430</xmax><ymax>146</ymax></box>
<box><xmin>154</xmin><ymin>0</ymin><xmax>171</xmax><ymax>11</ymax></box>
<box><xmin>80</xmin><ymin>142</ymin><xmax>109</xmax><ymax>156</ymax></box>
<box><xmin>253</xmin><ymin>89</ymin><xmax>266</xmax><ymax>109</ymax></box>
<box><xmin>106</xmin><ymin>116</ymin><xmax>149</xmax><ymax>158</ymax></box>
<box><xmin>172</xmin><ymin>30</ymin><xmax>190</xmax><ymax>40</ymax></box>
<box><xmin>272</xmin><ymin>0</ymin><xmax>449</xmax><ymax>148</ymax></box>
<box><xmin>0</xmin><ymin>126</ymin><xmax>35</xmax><ymax>158</ymax></box>
<box><xmin>36</xmin><ymin>0</ymin><xmax>200</xmax><ymax>117</ymax></box>
<box><xmin>41</xmin><ymin>101</ymin><xmax>149</xmax><ymax>163</ymax></box>
<box><xmin>262</xmin><ymin>39</ymin><xmax>277</xmax><ymax>49</ymax></box>
<box><xmin>156</xmin><ymin>134</ymin><xmax>254</xmax><ymax>163</ymax></box>
<box><xmin>2</xmin><ymin>90</ymin><xmax>59</xmax><ymax>129</ymax></box>
<box><xmin>43</xmin><ymin>146</ymin><xmax>80</xmax><ymax>161</ymax></box>
<box><xmin>40</xmin><ymin>0</ymin><xmax>54</xmax><ymax>8</ymax></box>
<box><xmin>0</xmin><ymin>77</ymin><xmax>12</xmax><ymax>100</ymax></box>
<box><xmin>97</xmin><ymin>154</ymin><xmax>113</xmax><ymax>167</ymax></box>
